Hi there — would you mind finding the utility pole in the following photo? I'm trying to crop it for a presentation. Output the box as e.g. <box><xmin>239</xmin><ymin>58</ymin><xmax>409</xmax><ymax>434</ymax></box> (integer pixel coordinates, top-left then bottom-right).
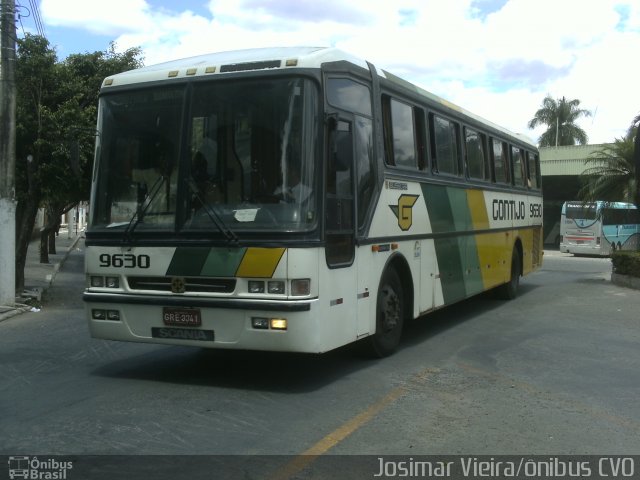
<box><xmin>0</xmin><ymin>0</ymin><xmax>17</xmax><ymax>306</ymax></box>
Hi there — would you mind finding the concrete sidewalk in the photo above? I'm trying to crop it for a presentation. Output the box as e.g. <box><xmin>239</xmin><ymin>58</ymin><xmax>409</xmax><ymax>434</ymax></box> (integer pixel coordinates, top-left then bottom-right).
<box><xmin>0</xmin><ymin>228</ymin><xmax>83</xmax><ymax>322</ymax></box>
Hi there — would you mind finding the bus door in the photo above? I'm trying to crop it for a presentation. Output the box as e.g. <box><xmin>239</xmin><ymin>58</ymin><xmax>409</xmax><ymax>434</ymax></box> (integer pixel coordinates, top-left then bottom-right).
<box><xmin>325</xmin><ymin>114</ymin><xmax>361</xmax><ymax>337</ymax></box>
<box><xmin>324</xmin><ymin>73</ymin><xmax>377</xmax><ymax>339</ymax></box>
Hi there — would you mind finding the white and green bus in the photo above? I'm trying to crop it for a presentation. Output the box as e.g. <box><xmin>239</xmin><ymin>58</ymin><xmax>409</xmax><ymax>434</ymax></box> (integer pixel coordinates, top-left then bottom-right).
<box><xmin>84</xmin><ymin>47</ymin><xmax>543</xmax><ymax>356</ymax></box>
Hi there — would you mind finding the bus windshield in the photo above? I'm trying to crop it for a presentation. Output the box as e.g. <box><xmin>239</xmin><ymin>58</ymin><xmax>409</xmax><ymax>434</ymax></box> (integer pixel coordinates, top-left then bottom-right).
<box><xmin>565</xmin><ymin>203</ymin><xmax>597</xmax><ymax>221</ymax></box>
<box><xmin>90</xmin><ymin>77</ymin><xmax>319</xmax><ymax>235</ymax></box>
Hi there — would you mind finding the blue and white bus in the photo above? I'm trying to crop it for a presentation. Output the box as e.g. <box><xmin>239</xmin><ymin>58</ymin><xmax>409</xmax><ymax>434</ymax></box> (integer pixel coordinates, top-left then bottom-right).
<box><xmin>560</xmin><ymin>201</ymin><xmax>640</xmax><ymax>255</ymax></box>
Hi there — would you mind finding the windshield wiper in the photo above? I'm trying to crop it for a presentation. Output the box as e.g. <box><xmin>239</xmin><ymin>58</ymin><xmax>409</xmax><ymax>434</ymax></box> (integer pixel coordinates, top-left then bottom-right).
<box><xmin>122</xmin><ymin>175</ymin><xmax>167</xmax><ymax>244</ymax></box>
<box><xmin>186</xmin><ymin>178</ymin><xmax>239</xmax><ymax>244</ymax></box>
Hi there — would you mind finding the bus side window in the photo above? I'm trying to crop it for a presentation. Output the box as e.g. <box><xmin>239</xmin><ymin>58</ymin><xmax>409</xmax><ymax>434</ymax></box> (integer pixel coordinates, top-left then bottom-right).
<box><xmin>491</xmin><ymin>138</ymin><xmax>509</xmax><ymax>184</ymax></box>
<box><xmin>431</xmin><ymin>114</ymin><xmax>460</xmax><ymax>176</ymax></box>
<box><xmin>511</xmin><ymin>146</ymin><xmax>525</xmax><ymax>187</ymax></box>
<box><xmin>526</xmin><ymin>151</ymin><xmax>539</xmax><ymax>189</ymax></box>
<box><xmin>382</xmin><ymin>97</ymin><xmax>419</xmax><ymax>169</ymax></box>
<box><xmin>465</xmin><ymin>128</ymin><xmax>488</xmax><ymax>180</ymax></box>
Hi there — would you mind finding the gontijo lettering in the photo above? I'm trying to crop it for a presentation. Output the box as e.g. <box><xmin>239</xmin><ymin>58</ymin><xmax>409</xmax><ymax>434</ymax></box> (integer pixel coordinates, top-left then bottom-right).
<box><xmin>492</xmin><ymin>199</ymin><xmax>526</xmax><ymax>220</ymax></box>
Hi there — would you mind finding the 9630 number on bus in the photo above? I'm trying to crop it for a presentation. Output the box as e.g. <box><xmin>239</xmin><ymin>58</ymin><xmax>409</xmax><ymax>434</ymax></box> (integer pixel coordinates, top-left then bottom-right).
<box><xmin>99</xmin><ymin>253</ymin><xmax>150</xmax><ymax>269</ymax></box>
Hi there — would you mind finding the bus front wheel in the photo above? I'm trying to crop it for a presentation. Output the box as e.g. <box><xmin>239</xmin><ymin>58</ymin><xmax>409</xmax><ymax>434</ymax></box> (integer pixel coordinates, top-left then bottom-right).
<box><xmin>496</xmin><ymin>248</ymin><xmax>520</xmax><ymax>300</ymax></box>
<box><xmin>365</xmin><ymin>268</ymin><xmax>405</xmax><ymax>357</ymax></box>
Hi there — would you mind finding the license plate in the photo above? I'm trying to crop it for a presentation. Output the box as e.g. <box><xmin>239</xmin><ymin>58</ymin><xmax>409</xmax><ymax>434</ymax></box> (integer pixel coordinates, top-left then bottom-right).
<box><xmin>152</xmin><ymin>327</ymin><xmax>214</xmax><ymax>341</ymax></box>
<box><xmin>163</xmin><ymin>307</ymin><xmax>201</xmax><ymax>327</ymax></box>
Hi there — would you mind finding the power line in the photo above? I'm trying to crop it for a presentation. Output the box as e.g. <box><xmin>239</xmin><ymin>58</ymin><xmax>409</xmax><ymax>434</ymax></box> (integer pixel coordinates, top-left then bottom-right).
<box><xmin>15</xmin><ymin>0</ymin><xmax>45</xmax><ymax>37</ymax></box>
<box><xmin>28</xmin><ymin>0</ymin><xmax>45</xmax><ymax>36</ymax></box>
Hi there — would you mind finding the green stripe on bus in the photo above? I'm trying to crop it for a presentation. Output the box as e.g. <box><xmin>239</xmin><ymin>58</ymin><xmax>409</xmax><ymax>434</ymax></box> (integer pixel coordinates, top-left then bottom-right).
<box><xmin>422</xmin><ymin>184</ymin><xmax>455</xmax><ymax>233</ymax></box>
<box><xmin>423</xmin><ymin>184</ymin><xmax>485</xmax><ymax>304</ymax></box>
<box><xmin>201</xmin><ymin>248</ymin><xmax>247</xmax><ymax>277</ymax></box>
<box><xmin>166</xmin><ymin>247</ymin><xmax>247</xmax><ymax>277</ymax></box>
<box><xmin>166</xmin><ymin>247</ymin><xmax>212</xmax><ymax>276</ymax></box>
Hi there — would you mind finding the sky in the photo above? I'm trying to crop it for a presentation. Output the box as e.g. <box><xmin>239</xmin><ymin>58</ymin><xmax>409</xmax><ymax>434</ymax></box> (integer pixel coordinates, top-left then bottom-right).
<box><xmin>17</xmin><ymin>0</ymin><xmax>640</xmax><ymax>145</ymax></box>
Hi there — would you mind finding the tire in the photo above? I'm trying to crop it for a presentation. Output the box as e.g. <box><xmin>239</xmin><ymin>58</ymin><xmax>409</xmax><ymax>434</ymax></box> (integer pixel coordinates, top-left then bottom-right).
<box><xmin>495</xmin><ymin>248</ymin><xmax>520</xmax><ymax>300</ymax></box>
<box><xmin>365</xmin><ymin>268</ymin><xmax>405</xmax><ymax>357</ymax></box>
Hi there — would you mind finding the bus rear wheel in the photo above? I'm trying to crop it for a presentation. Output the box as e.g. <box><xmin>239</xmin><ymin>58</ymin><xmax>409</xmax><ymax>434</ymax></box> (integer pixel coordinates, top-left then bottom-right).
<box><xmin>365</xmin><ymin>268</ymin><xmax>404</xmax><ymax>357</ymax></box>
<box><xmin>496</xmin><ymin>248</ymin><xmax>520</xmax><ymax>300</ymax></box>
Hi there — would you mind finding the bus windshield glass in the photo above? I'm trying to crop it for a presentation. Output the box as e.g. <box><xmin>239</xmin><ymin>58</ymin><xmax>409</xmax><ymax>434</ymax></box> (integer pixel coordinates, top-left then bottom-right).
<box><xmin>565</xmin><ymin>203</ymin><xmax>598</xmax><ymax>221</ymax></box>
<box><xmin>90</xmin><ymin>77</ymin><xmax>318</xmax><ymax>235</ymax></box>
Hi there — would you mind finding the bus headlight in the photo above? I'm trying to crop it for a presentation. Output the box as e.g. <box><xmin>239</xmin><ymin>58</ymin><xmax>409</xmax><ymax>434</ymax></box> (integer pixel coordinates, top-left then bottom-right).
<box><xmin>90</xmin><ymin>276</ymin><xmax>119</xmax><ymax>288</ymax></box>
<box><xmin>270</xmin><ymin>318</ymin><xmax>287</xmax><ymax>330</ymax></box>
<box><xmin>248</xmin><ymin>280</ymin><xmax>265</xmax><ymax>293</ymax></box>
<box><xmin>291</xmin><ymin>278</ymin><xmax>310</xmax><ymax>296</ymax></box>
<box><xmin>92</xmin><ymin>309</ymin><xmax>121</xmax><ymax>321</ymax></box>
<box><xmin>267</xmin><ymin>281</ymin><xmax>285</xmax><ymax>295</ymax></box>
<box><xmin>251</xmin><ymin>317</ymin><xmax>269</xmax><ymax>329</ymax></box>
<box><xmin>251</xmin><ymin>317</ymin><xmax>287</xmax><ymax>330</ymax></box>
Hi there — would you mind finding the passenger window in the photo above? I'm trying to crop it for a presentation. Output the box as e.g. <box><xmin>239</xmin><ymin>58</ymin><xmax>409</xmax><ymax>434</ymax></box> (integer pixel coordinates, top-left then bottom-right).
<box><xmin>391</xmin><ymin>99</ymin><xmax>417</xmax><ymax>168</ymax></box>
<box><xmin>432</xmin><ymin>115</ymin><xmax>460</xmax><ymax>175</ymax></box>
<box><xmin>511</xmin><ymin>146</ymin><xmax>525</xmax><ymax>187</ymax></box>
<box><xmin>465</xmin><ymin>128</ymin><xmax>488</xmax><ymax>180</ymax></box>
<box><xmin>492</xmin><ymin>139</ymin><xmax>509</xmax><ymax>183</ymax></box>
<box><xmin>382</xmin><ymin>97</ymin><xmax>418</xmax><ymax>168</ymax></box>
<box><xmin>526</xmin><ymin>151</ymin><xmax>539</xmax><ymax>189</ymax></box>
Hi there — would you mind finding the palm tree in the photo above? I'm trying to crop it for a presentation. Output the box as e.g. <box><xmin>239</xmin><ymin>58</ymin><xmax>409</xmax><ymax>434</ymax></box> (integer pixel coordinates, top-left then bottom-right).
<box><xmin>528</xmin><ymin>95</ymin><xmax>591</xmax><ymax>147</ymax></box>
<box><xmin>578</xmin><ymin>125</ymin><xmax>637</xmax><ymax>203</ymax></box>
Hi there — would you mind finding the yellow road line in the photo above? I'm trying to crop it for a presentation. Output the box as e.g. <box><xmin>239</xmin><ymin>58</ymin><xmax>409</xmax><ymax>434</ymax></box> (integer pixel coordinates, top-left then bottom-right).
<box><xmin>268</xmin><ymin>367</ymin><xmax>438</xmax><ymax>480</ymax></box>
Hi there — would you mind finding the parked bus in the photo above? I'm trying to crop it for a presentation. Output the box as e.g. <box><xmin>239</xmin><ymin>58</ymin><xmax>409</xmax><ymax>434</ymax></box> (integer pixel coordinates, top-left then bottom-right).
<box><xmin>84</xmin><ymin>47</ymin><xmax>543</xmax><ymax>356</ymax></box>
<box><xmin>560</xmin><ymin>201</ymin><xmax>640</xmax><ymax>256</ymax></box>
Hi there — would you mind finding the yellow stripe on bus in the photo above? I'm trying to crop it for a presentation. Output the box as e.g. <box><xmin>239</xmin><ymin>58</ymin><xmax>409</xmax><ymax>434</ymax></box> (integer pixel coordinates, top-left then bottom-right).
<box><xmin>466</xmin><ymin>190</ymin><xmax>504</xmax><ymax>289</ymax></box>
<box><xmin>235</xmin><ymin>247</ymin><xmax>286</xmax><ymax>278</ymax></box>
<box><xmin>466</xmin><ymin>189</ymin><xmax>490</xmax><ymax>230</ymax></box>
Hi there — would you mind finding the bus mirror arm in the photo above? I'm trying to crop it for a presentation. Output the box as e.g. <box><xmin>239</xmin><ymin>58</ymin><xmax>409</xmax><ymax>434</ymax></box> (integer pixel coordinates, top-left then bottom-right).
<box><xmin>326</xmin><ymin>113</ymin><xmax>338</xmax><ymax>130</ymax></box>
<box><xmin>326</xmin><ymin>113</ymin><xmax>338</xmax><ymax>154</ymax></box>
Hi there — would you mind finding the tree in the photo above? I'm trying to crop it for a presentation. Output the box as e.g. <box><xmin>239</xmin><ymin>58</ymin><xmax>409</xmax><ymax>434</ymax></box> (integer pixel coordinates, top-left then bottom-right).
<box><xmin>15</xmin><ymin>34</ymin><xmax>58</xmax><ymax>293</ymax></box>
<box><xmin>36</xmin><ymin>43</ymin><xmax>143</xmax><ymax>264</ymax></box>
<box><xmin>14</xmin><ymin>35</ymin><xmax>143</xmax><ymax>292</ymax></box>
<box><xmin>577</xmin><ymin>125</ymin><xmax>637</xmax><ymax>203</ymax></box>
<box><xmin>528</xmin><ymin>95</ymin><xmax>591</xmax><ymax>147</ymax></box>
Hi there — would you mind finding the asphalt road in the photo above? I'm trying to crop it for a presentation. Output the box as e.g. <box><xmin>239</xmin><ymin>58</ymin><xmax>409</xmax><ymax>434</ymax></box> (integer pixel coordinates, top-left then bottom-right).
<box><xmin>1</xmin><ymin>243</ymin><xmax>639</xmax><ymax>477</ymax></box>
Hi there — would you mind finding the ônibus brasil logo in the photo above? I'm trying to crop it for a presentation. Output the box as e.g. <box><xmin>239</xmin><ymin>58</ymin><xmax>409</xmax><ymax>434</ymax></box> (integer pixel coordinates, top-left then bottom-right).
<box><xmin>8</xmin><ymin>456</ymin><xmax>73</xmax><ymax>479</ymax></box>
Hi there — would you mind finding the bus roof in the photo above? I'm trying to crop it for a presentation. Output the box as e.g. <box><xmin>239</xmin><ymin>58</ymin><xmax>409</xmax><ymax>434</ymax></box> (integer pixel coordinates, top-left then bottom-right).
<box><xmin>564</xmin><ymin>201</ymin><xmax>637</xmax><ymax>210</ymax></box>
<box><xmin>102</xmin><ymin>46</ymin><xmax>536</xmax><ymax>148</ymax></box>
<box><xmin>102</xmin><ymin>46</ymin><xmax>368</xmax><ymax>86</ymax></box>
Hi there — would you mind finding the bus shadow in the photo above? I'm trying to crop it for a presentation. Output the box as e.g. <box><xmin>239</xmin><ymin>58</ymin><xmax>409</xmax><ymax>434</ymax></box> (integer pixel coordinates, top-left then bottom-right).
<box><xmin>91</xmin><ymin>341</ymin><xmax>372</xmax><ymax>393</ymax></box>
<box><xmin>401</xmin><ymin>283</ymin><xmax>539</xmax><ymax>347</ymax></box>
<box><xmin>92</xmin><ymin>284</ymin><xmax>539</xmax><ymax>393</ymax></box>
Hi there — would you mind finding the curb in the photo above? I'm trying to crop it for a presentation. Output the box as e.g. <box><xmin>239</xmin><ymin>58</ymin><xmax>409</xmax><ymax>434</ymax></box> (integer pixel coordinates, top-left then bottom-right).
<box><xmin>47</xmin><ymin>234</ymin><xmax>83</xmax><ymax>289</ymax></box>
<box><xmin>0</xmin><ymin>234</ymin><xmax>83</xmax><ymax>323</ymax></box>
<box><xmin>611</xmin><ymin>272</ymin><xmax>640</xmax><ymax>291</ymax></box>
